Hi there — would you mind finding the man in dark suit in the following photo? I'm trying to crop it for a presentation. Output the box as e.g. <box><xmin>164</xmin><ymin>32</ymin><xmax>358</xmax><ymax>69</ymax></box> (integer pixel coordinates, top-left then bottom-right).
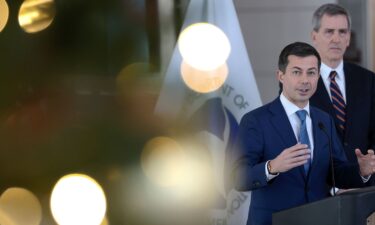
<box><xmin>310</xmin><ymin>3</ymin><xmax>375</xmax><ymax>169</ymax></box>
<box><xmin>231</xmin><ymin>42</ymin><xmax>375</xmax><ymax>225</ymax></box>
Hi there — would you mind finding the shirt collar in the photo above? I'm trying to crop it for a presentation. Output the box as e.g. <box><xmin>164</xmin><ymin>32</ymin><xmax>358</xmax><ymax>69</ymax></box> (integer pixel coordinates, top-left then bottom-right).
<box><xmin>320</xmin><ymin>61</ymin><xmax>344</xmax><ymax>81</ymax></box>
<box><xmin>280</xmin><ymin>93</ymin><xmax>310</xmax><ymax>117</ymax></box>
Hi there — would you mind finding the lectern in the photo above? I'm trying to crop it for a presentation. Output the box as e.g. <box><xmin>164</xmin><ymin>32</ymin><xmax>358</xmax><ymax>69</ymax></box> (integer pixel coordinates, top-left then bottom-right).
<box><xmin>273</xmin><ymin>186</ymin><xmax>375</xmax><ymax>225</ymax></box>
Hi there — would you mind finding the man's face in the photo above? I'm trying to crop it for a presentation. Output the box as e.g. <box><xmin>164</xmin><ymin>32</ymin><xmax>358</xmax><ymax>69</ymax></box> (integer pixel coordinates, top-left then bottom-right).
<box><xmin>311</xmin><ymin>14</ymin><xmax>350</xmax><ymax>66</ymax></box>
<box><xmin>278</xmin><ymin>55</ymin><xmax>320</xmax><ymax>108</ymax></box>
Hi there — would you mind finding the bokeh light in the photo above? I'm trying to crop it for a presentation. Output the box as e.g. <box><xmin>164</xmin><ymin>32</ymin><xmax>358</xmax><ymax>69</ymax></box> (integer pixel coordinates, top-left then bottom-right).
<box><xmin>181</xmin><ymin>60</ymin><xmax>228</xmax><ymax>93</ymax></box>
<box><xmin>116</xmin><ymin>62</ymin><xmax>154</xmax><ymax>97</ymax></box>
<box><xmin>115</xmin><ymin>62</ymin><xmax>163</xmax><ymax>134</ymax></box>
<box><xmin>0</xmin><ymin>0</ymin><xmax>9</xmax><ymax>32</ymax></box>
<box><xmin>0</xmin><ymin>210</ymin><xmax>14</xmax><ymax>225</ymax></box>
<box><xmin>100</xmin><ymin>216</ymin><xmax>109</xmax><ymax>225</ymax></box>
<box><xmin>141</xmin><ymin>136</ymin><xmax>186</xmax><ymax>187</ymax></box>
<box><xmin>172</xmin><ymin>138</ymin><xmax>217</xmax><ymax>205</ymax></box>
<box><xmin>141</xmin><ymin>136</ymin><xmax>216</xmax><ymax>207</ymax></box>
<box><xmin>50</xmin><ymin>174</ymin><xmax>107</xmax><ymax>225</ymax></box>
<box><xmin>0</xmin><ymin>187</ymin><xmax>42</xmax><ymax>225</ymax></box>
<box><xmin>18</xmin><ymin>0</ymin><xmax>56</xmax><ymax>33</ymax></box>
<box><xmin>178</xmin><ymin>22</ymin><xmax>231</xmax><ymax>71</ymax></box>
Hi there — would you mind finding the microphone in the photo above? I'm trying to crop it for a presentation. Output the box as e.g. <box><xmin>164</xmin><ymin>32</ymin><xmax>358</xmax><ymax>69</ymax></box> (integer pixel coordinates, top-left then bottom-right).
<box><xmin>318</xmin><ymin>122</ymin><xmax>336</xmax><ymax>196</ymax></box>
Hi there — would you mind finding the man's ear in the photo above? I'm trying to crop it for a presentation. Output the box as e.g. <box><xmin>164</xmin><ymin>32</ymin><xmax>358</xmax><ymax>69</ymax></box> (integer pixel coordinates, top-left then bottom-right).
<box><xmin>346</xmin><ymin>31</ymin><xmax>351</xmax><ymax>48</ymax></box>
<box><xmin>311</xmin><ymin>31</ymin><xmax>317</xmax><ymax>43</ymax></box>
<box><xmin>277</xmin><ymin>70</ymin><xmax>284</xmax><ymax>83</ymax></box>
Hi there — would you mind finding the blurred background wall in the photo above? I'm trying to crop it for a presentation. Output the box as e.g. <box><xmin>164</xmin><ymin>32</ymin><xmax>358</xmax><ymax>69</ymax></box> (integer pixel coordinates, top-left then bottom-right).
<box><xmin>234</xmin><ymin>0</ymin><xmax>373</xmax><ymax>103</ymax></box>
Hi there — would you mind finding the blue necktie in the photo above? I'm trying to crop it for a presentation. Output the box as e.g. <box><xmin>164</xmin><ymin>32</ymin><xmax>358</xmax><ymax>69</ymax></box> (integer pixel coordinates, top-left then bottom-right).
<box><xmin>329</xmin><ymin>71</ymin><xmax>346</xmax><ymax>132</ymax></box>
<box><xmin>296</xmin><ymin>110</ymin><xmax>311</xmax><ymax>174</ymax></box>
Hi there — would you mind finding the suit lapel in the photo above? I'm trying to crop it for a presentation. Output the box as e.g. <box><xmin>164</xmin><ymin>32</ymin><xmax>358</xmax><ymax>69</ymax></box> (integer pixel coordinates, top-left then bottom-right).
<box><xmin>344</xmin><ymin>63</ymin><xmax>359</xmax><ymax>141</ymax></box>
<box><xmin>269</xmin><ymin>98</ymin><xmax>297</xmax><ymax>147</ymax></box>
<box><xmin>315</xmin><ymin>78</ymin><xmax>335</xmax><ymax>115</ymax></box>
<box><xmin>268</xmin><ymin>98</ymin><xmax>307</xmax><ymax>179</ymax></box>
<box><xmin>309</xmin><ymin>108</ymin><xmax>325</xmax><ymax>180</ymax></box>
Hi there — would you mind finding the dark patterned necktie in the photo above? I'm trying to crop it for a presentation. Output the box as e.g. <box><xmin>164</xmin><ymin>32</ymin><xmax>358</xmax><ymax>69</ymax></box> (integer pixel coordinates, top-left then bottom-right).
<box><xmin>296</xmin><ymin>110</ymin><xmax>311</xmax><ymax>174</ymax></box>
<box><xmin>329</xmin><ymin>71</ymin><xmax>346</xmax><ymax>132</ymax></box>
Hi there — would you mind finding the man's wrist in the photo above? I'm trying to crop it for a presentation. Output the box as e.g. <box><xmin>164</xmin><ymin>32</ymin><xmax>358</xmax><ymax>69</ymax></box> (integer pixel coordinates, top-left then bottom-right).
<box><xmin>267</xmin><ymin>160</ymin><xmax>278</xmax><ymax>175</ymax></box>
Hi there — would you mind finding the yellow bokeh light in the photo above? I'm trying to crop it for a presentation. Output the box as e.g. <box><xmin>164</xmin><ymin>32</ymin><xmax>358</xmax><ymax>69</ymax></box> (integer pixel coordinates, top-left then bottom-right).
<box><xmin>0</xmin><ymin>187</ymin><xmax>42</xmax><ymax>225</ymax></box>
<box><xmin>115</xmin><ymin>62</ymin><xmax>153</xmax><ymax>94</ymax></box>
<box><xmin>0</xmin><ymin>210</ymin><xmax>14</xmax><ymax>225</ymax></box>
<box><xmin>50</xmin><ymin>174</ymin><xmax>107</xmax><ymax>225</ymax></box>
<box><xmin>141</xmin><ymin>137</ymin><xmax>186</xmax><ymax>187</ymax></box>
<box><xmin>18</xmin><ymin>0</ymin><xmax>56</xmax><ymax>33</ymax></box>
<box><xmin>0</xmin><ymin>0</ymin><xmax>9</xmax><ymax>32</ymax></box>
<box><xmin>181</xmin><ymin>60</ymin><xmax>228</xmax><ymax>93</ymax></box>
<box><xmin>139</xmin><ymin>136</ymin><xmax>219</xmax><ymax>209</ymax></box>
<box><xmin>172</xmin><ymin>139</ymin><xmax>217</xmax><ymax>205</ymax></box>
<box><xmin>116</xmin><ymin>63</ymin><xmax>152</xmax><ymax>82</ymax></box>
<box><xmin>100</xmin><ymin>216</ymin><xmax>109</xmax><ymax>225</ymax></box>
<box><xmin>178</xmin><ymin>22</ymin><xmax>231</xmax><ymax>71</ymax></box>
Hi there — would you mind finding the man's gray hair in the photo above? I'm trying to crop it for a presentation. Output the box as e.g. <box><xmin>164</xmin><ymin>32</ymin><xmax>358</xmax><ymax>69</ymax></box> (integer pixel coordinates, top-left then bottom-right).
<box><xmin>312</xmin><ymin>3</ymin><xmax>351</xmax><ymax>31</ymax></box>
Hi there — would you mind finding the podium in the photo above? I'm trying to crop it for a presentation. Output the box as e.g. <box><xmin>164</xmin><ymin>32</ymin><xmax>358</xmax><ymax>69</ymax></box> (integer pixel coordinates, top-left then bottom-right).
<box><xmin>273</xmin><ymin>186</ymin><xmax>375</xmax><ymax>225</ymax></box>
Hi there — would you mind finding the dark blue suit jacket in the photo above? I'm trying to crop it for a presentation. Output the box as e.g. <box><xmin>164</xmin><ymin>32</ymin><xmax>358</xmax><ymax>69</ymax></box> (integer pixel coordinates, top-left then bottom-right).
<box><xmin>310</xmin><ymin>62</ymin><xmax>375</xmax><ymax>163</ymax></box>
<box><xmin>231</xmin><ymin>97</ymin><xmax>364</xmax><ymax>225</ymax></box>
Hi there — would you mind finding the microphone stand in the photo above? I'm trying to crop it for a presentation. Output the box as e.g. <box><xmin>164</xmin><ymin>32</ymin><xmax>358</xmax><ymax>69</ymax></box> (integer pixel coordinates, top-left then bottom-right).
<box><xmin>318</xmin><ymin>122</ymin><xmax>336</xmax><ymax>196</ymax></box>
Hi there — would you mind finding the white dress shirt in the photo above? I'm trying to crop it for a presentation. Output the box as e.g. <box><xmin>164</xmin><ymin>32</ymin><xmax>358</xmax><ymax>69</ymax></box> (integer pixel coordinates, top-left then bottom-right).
<box><xmin>266</xmin><ymin>93</ymin><xmax>314</xmax><ymax>179</ymax></box>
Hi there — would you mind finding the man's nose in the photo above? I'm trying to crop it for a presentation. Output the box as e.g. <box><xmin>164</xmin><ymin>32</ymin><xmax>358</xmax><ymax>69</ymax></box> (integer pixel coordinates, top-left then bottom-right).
<box><xmin>331</xmin><ymin>31</ymin><xmax>340</xmax><ymax>42</ymax></box>
<box><xmin>300</xmin><ymin>74</ymin><xmax>309</xmax><ymax>83</ymax></box>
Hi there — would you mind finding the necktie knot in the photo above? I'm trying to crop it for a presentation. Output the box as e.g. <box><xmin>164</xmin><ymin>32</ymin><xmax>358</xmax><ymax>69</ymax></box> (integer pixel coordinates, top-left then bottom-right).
<box><xmin>296</xmin><ymin>110</ymin><xmax>307</xmax><ymax>122</ymax></box>
<box><xmin>329</xmin><ymin>71</ymin><xmax>337</xmax><ymax>81</ymax></box>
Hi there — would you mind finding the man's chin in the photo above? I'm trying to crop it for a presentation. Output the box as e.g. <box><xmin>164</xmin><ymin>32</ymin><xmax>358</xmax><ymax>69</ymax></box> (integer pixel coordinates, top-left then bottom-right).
<box><xmin>297</xmin><ymin>95</ymin><xmax>312</xmax><ymax>102</ymax></box>
<box><xmin>328</xmin><ymin>52</ymin><xmax>344</xmax><ymax>61</ymax></box>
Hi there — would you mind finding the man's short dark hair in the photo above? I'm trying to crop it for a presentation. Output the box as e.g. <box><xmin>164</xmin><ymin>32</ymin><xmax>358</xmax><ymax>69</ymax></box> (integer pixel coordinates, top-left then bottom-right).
<box><xmin>312</xmin><ymin>3</ymin><xmax>351</xmax><ymax>32</ymax></box>
<box><xmin>278</xmin><ymin>42</ymin><xmax>321</xmax><ymax>73</ymax></box>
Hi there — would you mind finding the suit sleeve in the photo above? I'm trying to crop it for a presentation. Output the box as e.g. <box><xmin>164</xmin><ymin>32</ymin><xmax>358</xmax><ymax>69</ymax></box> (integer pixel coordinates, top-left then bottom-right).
<box><xmin>230</xmin><ymin>113</ymin><xmax>269</xmax><ymax>191</ymax></box>
<box><xmin>330</xmin><ymin>117</ymin><xmax>365</xmax><ymax>188</ymax></box>
<box><xmin>368</xmin><ymin>71</ymin><xmax>375</xmax><ymax>185</ymax></box>
<box><xmin>369</xmin><ymin>72</ymin><xmax>375</xmax><ymax>150</ymax></box>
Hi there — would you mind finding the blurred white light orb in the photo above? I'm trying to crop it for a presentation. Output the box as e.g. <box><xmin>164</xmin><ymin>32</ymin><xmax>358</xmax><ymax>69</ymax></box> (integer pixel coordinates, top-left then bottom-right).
<box><xmin>50</xmin><ymin>174</ymin><xmax>107</xmax><ymax>225</ymax></box>
<box><xmin>141</xmin><ymin>136</ymin><xmax>186</xmax><ymax>187</ymax></box>
<box><xmin>181</xmin><ymin>61</ymin><xmax>228</xmax><ymax>93</ymax></box>
<box><xmin>178</xmin><ymin>22</ymin><xmax>231</xmax><ymax>71</ymax></box>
